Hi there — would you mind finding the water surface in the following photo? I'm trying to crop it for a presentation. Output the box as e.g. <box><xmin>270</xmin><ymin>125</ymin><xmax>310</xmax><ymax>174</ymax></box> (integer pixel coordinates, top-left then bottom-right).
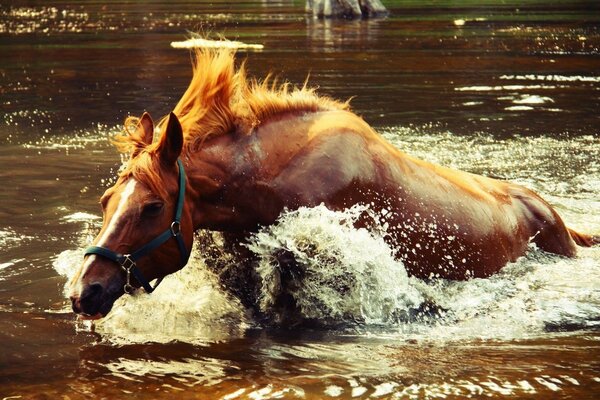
<box><xmin>1</xmin><ymin>1</ymin><xmax>599</xmax><ymax>399</ymax></box>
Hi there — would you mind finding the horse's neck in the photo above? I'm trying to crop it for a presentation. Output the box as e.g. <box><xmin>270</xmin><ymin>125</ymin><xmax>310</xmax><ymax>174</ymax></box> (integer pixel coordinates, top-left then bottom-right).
<box><xmin>184</xmin><ymin>137</ymin><xmax>252</xmax><ymax>231</ymax></box>
<box><xmin>185</xmin><ymin>144</ymin><xmax>230</xmax><ymax>202</ymax></box>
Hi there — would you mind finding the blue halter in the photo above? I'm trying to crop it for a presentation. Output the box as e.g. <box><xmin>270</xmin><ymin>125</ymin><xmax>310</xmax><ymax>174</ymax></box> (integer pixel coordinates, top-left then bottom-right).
<box><xmin>84</xmin><ymin>159</ymin><xmax>189</xmax><ymax>294</ymax></box>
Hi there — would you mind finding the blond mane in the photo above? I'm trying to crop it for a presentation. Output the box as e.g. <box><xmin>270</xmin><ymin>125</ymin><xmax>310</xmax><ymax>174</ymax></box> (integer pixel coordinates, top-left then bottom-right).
<box><xmin>117</xmin><ymin>48</ymin><xmax>349</xmax><ymax>154</ymax></box>
<box><xmin>113</xmin><ymin>48</ymin><xmax>349</xmax><ymax>199</ymax></box>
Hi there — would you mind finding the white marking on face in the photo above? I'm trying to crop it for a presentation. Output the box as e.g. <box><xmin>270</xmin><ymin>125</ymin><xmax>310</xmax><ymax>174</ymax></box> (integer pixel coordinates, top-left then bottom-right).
<box><xmin>96</xmin><ymin>179</ymin><xmax>138</xmax><ymax>247</ymax></box>
<box><xmin>77</xmin><ymin>179</ymin><xmax>138</xmax><ymax>286</ymax></box>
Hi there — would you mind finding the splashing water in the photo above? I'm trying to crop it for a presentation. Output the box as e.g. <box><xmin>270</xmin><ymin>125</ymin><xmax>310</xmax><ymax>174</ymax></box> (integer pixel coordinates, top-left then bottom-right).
<box><xmin>246</xmin><ymin>204</ymin><xmax>600</xmax><ymax>339</ymax></box>
<box><xmin>54</xmin><ymin>246</ymin><xmax>249</xmax><ymax>345</ymax></box>
<box><xmin>247</xmin><ymin>204</ymin><xmax>424</xmax><ymax>325</ymax></box>
<box><xmin>49</xmin><ymin>126</ymin><xmax>600</xmax><ymax>344</ymax></box>
<box><xmin>412</xmin><ymin>249</ymin><xmax>600</xmax><ymax>340</ymax></box>
<box><xmin>55</xmin><ymin>200</ymin><xmax>600</xmax><ymax>344</ymax></box>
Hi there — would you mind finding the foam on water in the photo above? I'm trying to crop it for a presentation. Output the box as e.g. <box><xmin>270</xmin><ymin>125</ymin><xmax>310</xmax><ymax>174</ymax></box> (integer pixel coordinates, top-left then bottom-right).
<box><xmin>410</xmin><ymin>249</ymin><xmax>600</xmax><ymax>340</ymax></box>
<box><xmin>247</xmin><ymin>204</ymin><xmax>424</xmax><ymax>324</ymax></box>
<box><xmin>54</xmin><ymin>246</ymin><xmax>249</xmax><ymax>344</ymax></box>
<box><xmin>0</xmin><ymin>228</ymin><xmax>34</xmax><ymax>248</ymax></box>
<box><xmin>499</xmin><ymin>74</ymin><xmax>600</xmax><ymax>83</ymax></box>
<box><xmin>246</xmin><ymin>204</ymin><xmax>599</xmax><ymax>340</ymax></box>
<box><xmin>54</xmin><ymin>204</ymin><xmax>600</xmax><ymax>344</ymax></box>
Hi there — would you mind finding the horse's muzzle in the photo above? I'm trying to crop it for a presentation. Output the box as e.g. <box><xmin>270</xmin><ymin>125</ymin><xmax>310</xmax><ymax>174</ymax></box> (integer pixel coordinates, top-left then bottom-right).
<box><xmin>70</xmin><ymin>282</ymin><xmax>118</xmax><ymax>319</ymax></box>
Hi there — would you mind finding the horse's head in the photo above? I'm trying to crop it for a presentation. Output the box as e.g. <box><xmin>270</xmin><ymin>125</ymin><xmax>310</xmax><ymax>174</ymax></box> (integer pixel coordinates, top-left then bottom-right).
<box><xmin>69</xmin><ymin>112</ymin><xmax>194</xmax><ymax>319</ymax></box>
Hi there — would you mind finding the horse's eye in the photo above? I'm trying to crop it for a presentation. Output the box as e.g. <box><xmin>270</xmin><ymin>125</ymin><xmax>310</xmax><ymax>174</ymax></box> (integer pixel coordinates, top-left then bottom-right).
<box><xmin>142</xmin><ymin>202</ymin><xmax>164</xmax><ymax>216</ymax></box>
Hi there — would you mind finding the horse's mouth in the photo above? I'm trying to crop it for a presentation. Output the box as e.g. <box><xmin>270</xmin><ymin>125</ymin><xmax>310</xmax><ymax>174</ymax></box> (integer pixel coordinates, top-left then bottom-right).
<box><xmin>76</xmin><ymin>299</ymin><xmax>113</xmax><ymax>320</ymax></box>
<box><xmin>75</xmin><ymin>302</ymin><xmax>111</xmax><ymax>320</ymax></box>
<box><xmin>71</xmin><ymin>289</ymin><xmax>121</xmax><ymax>320</ymax></box>
<box><xmin>79</xmin><ymin>312</ymin><xmax>104</xmax><ymax>321</ymax></box>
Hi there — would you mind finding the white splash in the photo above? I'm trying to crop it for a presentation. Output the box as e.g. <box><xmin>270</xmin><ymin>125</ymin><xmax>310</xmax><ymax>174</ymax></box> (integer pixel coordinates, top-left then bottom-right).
<box><xmin>54</xmin><ymin>244</ymin><xmax>248</xmax><ymax>344</ymax></box>
<box><xmin>61</xmin><ymin>212</ymin><xmax>101</xmax><ymax>223</ymax></box>
<box><xmin>0</xmin><ymin>228</ymin><xmax>34</xmax><ymax>247</ymax></box>
<box><xmin>500</xmin><ymin>74</ymin><xmax>600</xmax><ymax>82</ymax></box>
<box><xmin>95</xmin><ymin>258</ymin><xmax>248</xmax><ymax>344</ymax></box>
<box><xmin>410</xmin><ymin>249</ymin><xmax>600</xmax><ymax>341</ymax></box>
<box><xmin>455</xmin><ymin>85</ymin><xmax>557</xmax><ymax>91</ymax></box>
<box><xmin>505</xmin><ymin>105</ymin><xmax>534</xmax><ymax>111</ymax></box>
<box><xmin>247</xmin><ymin>204</ymin><xmax>424</xmax><ymax>324</ymax></box>
<box><xmin>512</xmin><ymin>95</ymin><xmax>554</xmax><ymax>105</ymax></box>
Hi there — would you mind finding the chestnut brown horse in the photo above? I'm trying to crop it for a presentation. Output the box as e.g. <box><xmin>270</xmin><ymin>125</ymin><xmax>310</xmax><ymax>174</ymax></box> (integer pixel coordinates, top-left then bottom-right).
<box><xmin>69</xmin><ymin>49</ymin><xmax>598</xmax><ymax>319</ymax></box>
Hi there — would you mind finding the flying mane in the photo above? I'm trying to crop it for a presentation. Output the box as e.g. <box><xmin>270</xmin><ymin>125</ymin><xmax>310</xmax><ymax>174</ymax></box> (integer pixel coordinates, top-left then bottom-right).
<box><xmin>113</xmin><ymin>48</ymin><xmax>349</xmax><ymax>199</ymax></box>
<box><xmin>117</xmin><ymin>48</ymin><xmax>349</xmax><ymax>153</ymax></box>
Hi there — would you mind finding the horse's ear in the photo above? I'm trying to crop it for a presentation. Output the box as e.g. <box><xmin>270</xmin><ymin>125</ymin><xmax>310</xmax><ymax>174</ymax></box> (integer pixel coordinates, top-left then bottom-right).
<box><xmin>138</xmin><ymin>112</ymin><xmax>155</xmax><ymax>145</ymax></box>
<box><xmin>157</xmin><ymin>112</ymin><xmax>183</xmax><ymax>165</ymax></box>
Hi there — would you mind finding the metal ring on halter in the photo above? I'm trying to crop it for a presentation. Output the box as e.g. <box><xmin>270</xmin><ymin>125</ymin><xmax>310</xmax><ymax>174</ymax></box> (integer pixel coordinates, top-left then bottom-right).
<box><xmin>120</xmin><ymin>254</ymin><xmax>136</xmax><ymax>294</ymax></box>
<box><xmin>123</xmin><ymin>281</ymin><xmax>134</xmax><ymax>295</ymax></box>
<box><xmin>170</xmin><ymin>221</ymin><xmax>181</xmax><ymax>236</ymax></box>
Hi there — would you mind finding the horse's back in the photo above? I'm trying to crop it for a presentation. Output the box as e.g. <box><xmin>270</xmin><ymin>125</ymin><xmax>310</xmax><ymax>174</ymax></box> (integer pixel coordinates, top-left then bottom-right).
<box><xmin>249</xmin><ymin>109</ymin><xmax>581</xmax><ymax>279</ymax></box>
<box><xmin>253</xmin><ymin>110</ymin><xmax>383</xmax><ymax>206</ymax></box>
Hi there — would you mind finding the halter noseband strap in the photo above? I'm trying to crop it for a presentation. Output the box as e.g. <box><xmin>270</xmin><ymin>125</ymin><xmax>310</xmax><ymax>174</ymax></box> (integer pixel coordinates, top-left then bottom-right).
<box><xmin>84</xmin><ymin>159</ymin><xmax>189</xmax><ymax>294</ymax></box>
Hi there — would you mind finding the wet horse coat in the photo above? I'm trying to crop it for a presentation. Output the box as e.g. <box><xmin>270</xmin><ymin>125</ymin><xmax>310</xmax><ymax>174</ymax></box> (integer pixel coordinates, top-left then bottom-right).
<box><xmin>185</xmin><ymin>108</ymin><xmax>582</xmax><ymax>280</ymax></box>
<box><xmin>69</xmin><ymin>49</ymin><xmax>597</xmax><ymax>318</ymax></box>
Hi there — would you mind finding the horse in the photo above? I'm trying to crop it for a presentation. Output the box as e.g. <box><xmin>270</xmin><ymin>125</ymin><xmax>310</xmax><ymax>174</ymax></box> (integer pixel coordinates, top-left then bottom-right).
<box><xmin>69</xmin><ymin>48</ymin><xmax>598</xmax><ymax>320</ymax></box>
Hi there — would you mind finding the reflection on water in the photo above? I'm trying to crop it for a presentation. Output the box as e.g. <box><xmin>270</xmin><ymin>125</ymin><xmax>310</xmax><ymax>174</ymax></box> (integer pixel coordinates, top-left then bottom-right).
<box><xmin>306</xmin><ymin>18</ymin><xmax>384</xmax><ymax>52</ymax></box>
<box><xmin>1</xmin><ymin>0</ymin><xmax>599</xmax><ymax>399</ymax></box>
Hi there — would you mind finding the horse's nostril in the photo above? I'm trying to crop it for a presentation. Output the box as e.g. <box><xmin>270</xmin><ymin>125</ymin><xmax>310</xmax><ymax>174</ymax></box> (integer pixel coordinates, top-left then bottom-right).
<box><xmin>79</xmin><ymin>282</ymin><xmax>105</xmax><ymax>315</ymax></box>
<box><xmin>70</xmin><ymin>295</ymin><xmax>81</xmax><ymax>314</ymax></box>
<box><xmin>88</xmin><ymin>282</ymin><xmax>103</xmax><ymax>296</ymax></box>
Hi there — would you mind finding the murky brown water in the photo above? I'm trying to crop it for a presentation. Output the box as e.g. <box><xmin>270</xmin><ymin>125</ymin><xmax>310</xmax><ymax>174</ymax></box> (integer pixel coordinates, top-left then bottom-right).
<box><xmin>1</xmin><ymin>1</ymin><xmax>599</xmax><ymax>399</ymax></box>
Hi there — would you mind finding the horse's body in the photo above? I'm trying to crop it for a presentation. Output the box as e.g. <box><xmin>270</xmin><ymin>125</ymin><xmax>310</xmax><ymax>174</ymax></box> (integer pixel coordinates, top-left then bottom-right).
<box><xmin>69</xmin><ymin>49</ymin><xmax>597</xmax><ymax>319</ymax></box>
<box><xmin>190</xmin><ymin>109</ymin><xmax>580</xmax><ymax>280</ymax></box>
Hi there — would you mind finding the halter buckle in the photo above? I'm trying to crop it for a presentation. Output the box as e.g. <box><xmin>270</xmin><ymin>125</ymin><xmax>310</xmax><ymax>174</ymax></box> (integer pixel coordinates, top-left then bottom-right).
<box><xmin>120</xmin><ymin>254</ymin><xmax>136</xmax><ymax>271</ymax></box>
<box><xmin>170</xmin><ymin>221</ymin><xmax>181</xmax><ymax>237</ymax></box>
<box><xmin>120</xmin><ymin>254</ymin><xmax>136</xmax><ymax>295</ymax></box>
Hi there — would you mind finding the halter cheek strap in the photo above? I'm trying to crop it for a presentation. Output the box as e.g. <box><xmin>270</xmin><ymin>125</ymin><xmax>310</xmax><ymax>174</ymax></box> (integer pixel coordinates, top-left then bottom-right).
<box><xmin>84</xmin><ymin>159</ymin><xmax>190</xmax><ymax>294</ymax></box>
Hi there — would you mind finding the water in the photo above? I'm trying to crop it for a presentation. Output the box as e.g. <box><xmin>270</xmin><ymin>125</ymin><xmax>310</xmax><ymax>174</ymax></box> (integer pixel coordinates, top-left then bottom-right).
<box><xmin>1</xmin><ymin>1</ymin><xmax>599</xmax><ymax>398</ymax></box>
